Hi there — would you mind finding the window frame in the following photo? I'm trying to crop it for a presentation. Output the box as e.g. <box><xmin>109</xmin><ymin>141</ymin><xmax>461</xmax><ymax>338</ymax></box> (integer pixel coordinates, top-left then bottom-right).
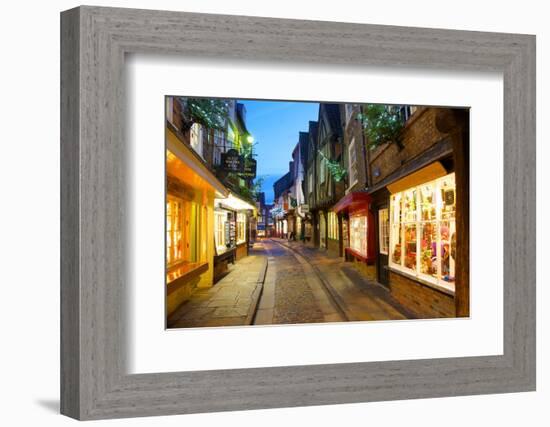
<box><xmin>189</xmin><ymin>122</ymin><xmax>203</xmax><ymax>159</ymax></box>
<box><xmin>389</xmin><ymin>173</ymin><xmax>456</xmax><ymax>293</ymax></box>
<box><xmin>166</xmin><ymin>195</ymin><xmax>185</xmax><ymax>268</ymax></box>
<box><xmin>378</xmin><ymin>208</ymin><xmax>389</xmax><ymax>255</ymax></box>
<box><xmin>349</xmin><ymin>214</ymin><xmax>368</xmax><ymax>258</ymax></box>
<box><xmin>348</xmin><ymin>137</ymin><xmax>358</xmax><ymax>189</ymax></box>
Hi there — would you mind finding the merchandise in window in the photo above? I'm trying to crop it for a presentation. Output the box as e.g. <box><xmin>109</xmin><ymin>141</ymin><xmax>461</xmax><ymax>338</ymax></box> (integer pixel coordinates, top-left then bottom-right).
<box><xmin>379</xmin><ymin>208</ymin><xmax>389</xmax><ymax>255</ymax></box>
<box><xmin>236</xmin><ymin>213</ymin><xmax>247</xmax><ymax>244</ymax></box>
<box><xmin>389</xmin><ymin>172</ymin><xmax>456</xmax><ymax>291</ymax></box>
<box><xmin>166</xmin><ymin>196</ymin><xmax>183</xmax><ymax>266</ymax></box>
<box><xmin>349</xmin><ymin>215</ymin><xmax>367</xmax><ymax>257</ymax></box>
<box><xmin>328</xmin><ymin>211</ymin><xmax>339</xmax><ymax>240</ymax></box>
<box><xmin>214</xmin><ymin>211</ymin><xmax>227</xmax><ymax>252</ymax></box>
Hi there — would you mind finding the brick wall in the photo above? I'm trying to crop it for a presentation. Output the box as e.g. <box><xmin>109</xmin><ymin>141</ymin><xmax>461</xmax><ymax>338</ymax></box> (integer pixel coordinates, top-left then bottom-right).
<box><xmin>389</xmin><ymin>271</ymin><xmax>455</xmax><ymax>318</ymax></box>
<box><xmin>370</xmin><ymin>108</ymin><xmax>447</xmax><ymax>185</ymax></box>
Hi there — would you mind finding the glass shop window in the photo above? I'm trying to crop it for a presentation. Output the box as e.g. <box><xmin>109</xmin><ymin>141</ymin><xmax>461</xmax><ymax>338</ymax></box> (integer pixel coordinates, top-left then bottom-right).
<box><xmin>166</xmin><ymin>196</ymin><xmax>184</xmax><ymax>267</ymax></box>
<box><xmin>328</xmin><ymin>211</ymin><xmax>339</xmax><ymax>240</ymax></box>
<box><xmin>379</xmin><ymin>208</ymin><xmax>389</xmax><ymax>255</ymax></box>
<box><xmin>214</xmin><ymin>211</ymin><xmax>227</xmax><ymax>252</ymax></box>
<box><xmin>349</xmin><ymin>214</ymin><xmax>368</xmax><ymax>257</ymax></box>
<box><xmin>236</xmin><ymin>213</ymin><xmax>247</xmax><ymax>244</ymax></box>
<box><xmin>389</xmin><ymin>173</ymin><xmax>456</xmax><ymax>292</ymax></box>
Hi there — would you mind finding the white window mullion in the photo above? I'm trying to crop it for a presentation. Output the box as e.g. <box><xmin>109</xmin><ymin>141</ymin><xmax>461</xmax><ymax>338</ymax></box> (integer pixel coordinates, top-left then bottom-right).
<box><xmin>416</xmin><ymin>188</ymin><xmax>421</xmax><ymax>277</ymax></box>
<box><xmin>399</xmin><ymin>197</ymin><xmax>405</xmax><ymax>267</ymax></box>
<box><xmin>435</xmin><ymin>181</ymin><xmax>443</xmax><ymax>283</ymax></box>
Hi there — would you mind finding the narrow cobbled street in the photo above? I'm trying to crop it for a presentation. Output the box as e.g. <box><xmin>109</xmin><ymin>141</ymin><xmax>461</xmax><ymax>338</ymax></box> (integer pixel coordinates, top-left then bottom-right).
<box><xmin>169</xmin><ymin>239</ymin><xmax>415</xmax><ymax>328</ymax></box>
<box><xmin>253</xmin><ymin>239</ymin><xmax>345</xmax><ymax>325</ymax></box>
<box><xmin>170</xmin><ymin>237</ymin><xmax>415</xmax><ymax>329</ymax></box>
<box><xmin>254</xmin><ymin>239</ymin><xmax>415</xmax><ymax>325</ymax></box>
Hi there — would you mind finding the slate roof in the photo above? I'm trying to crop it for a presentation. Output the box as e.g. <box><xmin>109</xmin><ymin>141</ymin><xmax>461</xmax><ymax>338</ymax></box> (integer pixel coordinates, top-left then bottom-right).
<box><xmin>273</xmin><ymin>172</ymin><xmax>292</xmax><ymax>200</ymax></box>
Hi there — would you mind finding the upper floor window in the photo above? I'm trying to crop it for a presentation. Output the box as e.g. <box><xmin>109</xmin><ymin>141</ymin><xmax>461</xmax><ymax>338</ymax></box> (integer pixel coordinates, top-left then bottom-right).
<box><xmin>398</xmin><ymin>106</ymin><xmax>417</xmax><ymax>123</ymax></box>
<box><xmin>166</xmin><ymin>97</ymin><xmax>174</xmax><ymax>125</ymax></box>
<box><xmin>190</xmin><ymin>123</ymin><xmax>204</xmax><ymax>159</ymax></box>
<box><xmin>319</xmin><ymin>157</ymin><xmax>326</xmax><ymax>183</ymax></box>
<box><xmin>345</xmin><ymin>104</ymin><xmax>354</xmax><ymax>124</ymax></box>
<box><xmin>348</xmin><ymin>137</ymin><xmax>358</xmax><ymax>188</ymax></box>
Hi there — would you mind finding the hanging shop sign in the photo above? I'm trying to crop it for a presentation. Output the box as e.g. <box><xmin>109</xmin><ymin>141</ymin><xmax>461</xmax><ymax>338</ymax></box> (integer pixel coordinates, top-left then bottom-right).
<box><xmin>220</xmin><ymin>150</ymin><xmax>257</xmax><ymax>178</ymax></box>
<box><xmin>290</xmin><ymin>197</ymin><xmax>298</xmax><ymax>208</ymax></box>
<box><xmin>241</xmin><ymin>157</ymin><xmax>257</xmax><ymax>178</ymax></box>
<box><xmin>221</xmin><ymin>149</ymin><xmax>243</xmax><ymax>173</ymax></box>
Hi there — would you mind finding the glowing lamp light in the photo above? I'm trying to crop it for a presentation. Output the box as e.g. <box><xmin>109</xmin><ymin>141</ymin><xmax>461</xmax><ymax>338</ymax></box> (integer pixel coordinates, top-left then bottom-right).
<box><xmin>246</xmin><ymin>135</ymin><xmax>254</xmax><ymax>143</ymax></box>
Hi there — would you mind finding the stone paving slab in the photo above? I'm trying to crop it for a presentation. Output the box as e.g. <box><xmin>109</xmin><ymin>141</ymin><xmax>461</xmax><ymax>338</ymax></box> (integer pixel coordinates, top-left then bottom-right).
<box><xmin>168</xmin><ymin>244</ymin><xmax>267</xmax><ymax>328</ymax></box>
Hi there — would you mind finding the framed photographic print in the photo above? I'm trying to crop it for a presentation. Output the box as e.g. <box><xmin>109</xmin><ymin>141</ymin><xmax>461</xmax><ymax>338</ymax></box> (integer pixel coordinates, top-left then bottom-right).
<box><xmin>61</xmin><ymin>6</ymin><xmax>536</xmax><ymax>420</ymax></box>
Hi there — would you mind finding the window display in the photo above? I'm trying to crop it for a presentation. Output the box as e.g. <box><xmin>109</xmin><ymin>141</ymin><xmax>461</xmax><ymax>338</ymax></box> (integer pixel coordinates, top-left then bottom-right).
<box><xmin>350</xmin><ymin>214</ymin><xmax>367</xmax><ymax>257</ymax></box>
<box><xmin>389</xmin><ymin>172</ymin><xmax>456</xmax><ymax>291</ymax></box>
<box><xmin>236</xmin><ymin>212</ymin><xmax>247</xmax><ymax>244</ymax></box>
<box><xmin>328</xmin><ymin>211</ymin><xmax>339</xmax><ymax>240</ymax></box>
<box><xmin>166</xmin><ymin>196</ymin><xmax>183</xmax><ymax>267</ymax></box>
<box><xmin>378</xmin><ymin>208</ymin><xmax>389</xmax><ymax>255</ymax></box>
<box><xmin>214</xmin><ymin>211</ymin><xmax>227</xmax><ymax>252</ymax></box>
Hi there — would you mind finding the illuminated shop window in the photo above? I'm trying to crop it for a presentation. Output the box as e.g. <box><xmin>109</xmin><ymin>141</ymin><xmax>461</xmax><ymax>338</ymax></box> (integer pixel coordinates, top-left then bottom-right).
<box><xmin>379</xmin><ymin>208</ymin><xmax>389</xmax><ymax>255</ymax></box>
<box><xmin>328</xmin><ymin>211</ymin><xmax>339</xmax><ymax>240</ymax></box>
<box><xmin>389</xmin><ymin>173</ymin><xmax>456</xmax><ymax>292</ymax></box>
<box><xmin>349</xmin><ymin>214</ymin><xmax>368</xmax><ymax>257</ymax></box>
<box><xmin>166</xmin><ymin>196</ymin><xmax>203</xmax><ymax>268</ymax></box>
<box><xmin>214</xmin><ymin>211</ymin><xmax>227</xmax><ymax>252</ymax></box>
<box><xmin>236</xmin><ymin>213</ymin><xmax>247</xmax><ymax>244</ymax></box>
<box><xmin>166</xmin><ymin>196</ymin><xmax>184</xmax><ymax>267</ymax></box>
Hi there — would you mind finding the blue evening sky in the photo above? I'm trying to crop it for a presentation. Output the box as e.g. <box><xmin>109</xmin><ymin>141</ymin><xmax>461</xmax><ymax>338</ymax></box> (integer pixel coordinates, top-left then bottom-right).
<box><xmin>239</xmin><ymin>99</ymin><xmax>320</xmax><ymax>204</ymax></box>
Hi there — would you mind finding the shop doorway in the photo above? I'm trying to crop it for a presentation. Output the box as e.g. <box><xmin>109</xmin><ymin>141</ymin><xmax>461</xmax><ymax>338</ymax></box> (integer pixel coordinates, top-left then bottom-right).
<box><xmin>376</xmin><ymin>207</ymin><xmax>390</xmax><ymax>286</ymax></box>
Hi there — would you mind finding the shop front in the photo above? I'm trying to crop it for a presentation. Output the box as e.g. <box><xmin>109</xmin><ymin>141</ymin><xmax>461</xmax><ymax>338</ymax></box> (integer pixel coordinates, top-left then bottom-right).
<box><xmin>166</xmin><ymin>128</ymin><xmax>229</xmax><ymax>318</ymax></box>
<box><xmin>380</xmin><ymin>161</ymin><xmax>458</xmax><ymax>318</ymax></box>
<box><xmin>333</xmin><ymin>192</ymin><xmax>376</xmax><ymax>275</ymax></box>
<box><xmin>213</xmin><ymin>192</ymin><xmax>256</xmax><ymax>281</ymax></box>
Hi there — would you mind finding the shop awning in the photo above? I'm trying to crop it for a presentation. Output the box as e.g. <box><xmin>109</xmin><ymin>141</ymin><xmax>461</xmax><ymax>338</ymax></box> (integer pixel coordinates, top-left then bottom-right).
<box><xmin>333</xmin><ymin>191</ymin><xmax>372</xmax><ymax>214</ymax></box>
<box><xmin>167</xmin><ymin>127</ymin><xmax>229</xmax><ymax>199</ymax></box>
<box><xmin>215</xmin><ymin>192</ymin><xmax>257</xmax><ymax>213</ymax></box>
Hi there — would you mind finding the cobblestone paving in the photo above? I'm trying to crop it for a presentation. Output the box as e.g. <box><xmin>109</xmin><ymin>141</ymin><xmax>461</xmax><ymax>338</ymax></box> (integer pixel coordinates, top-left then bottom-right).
<box><xmin>272</xmin><ymin>238</ymin><xmax>416</xmax><ymax>321</ymax></box>
<box><xmin>268</xmin><ymin>243</ymin><xmax>325</xmax><ymax>324</ymax></box>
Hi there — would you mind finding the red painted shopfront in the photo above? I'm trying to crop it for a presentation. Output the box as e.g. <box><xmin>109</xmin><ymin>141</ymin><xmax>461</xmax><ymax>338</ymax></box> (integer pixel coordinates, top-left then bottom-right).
<box><xmin>333</xmin><ymin>192</ymin><xmax>376</xmax><ymax>264</ymax></box>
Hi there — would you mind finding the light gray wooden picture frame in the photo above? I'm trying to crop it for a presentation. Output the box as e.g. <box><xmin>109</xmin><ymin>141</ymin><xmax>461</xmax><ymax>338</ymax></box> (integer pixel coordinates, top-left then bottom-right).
<box><xmin>60</xmin><ymin>5</ymin><xmax>536</xmax><ymax>421</ymax></box>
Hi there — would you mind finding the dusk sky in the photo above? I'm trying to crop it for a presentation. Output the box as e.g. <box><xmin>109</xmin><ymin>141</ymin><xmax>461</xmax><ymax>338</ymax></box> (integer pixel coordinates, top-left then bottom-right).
<box><xmin>239</xmin><ymin>99</ymin><xmax>320</xmax><ymax>204</ymax></box>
